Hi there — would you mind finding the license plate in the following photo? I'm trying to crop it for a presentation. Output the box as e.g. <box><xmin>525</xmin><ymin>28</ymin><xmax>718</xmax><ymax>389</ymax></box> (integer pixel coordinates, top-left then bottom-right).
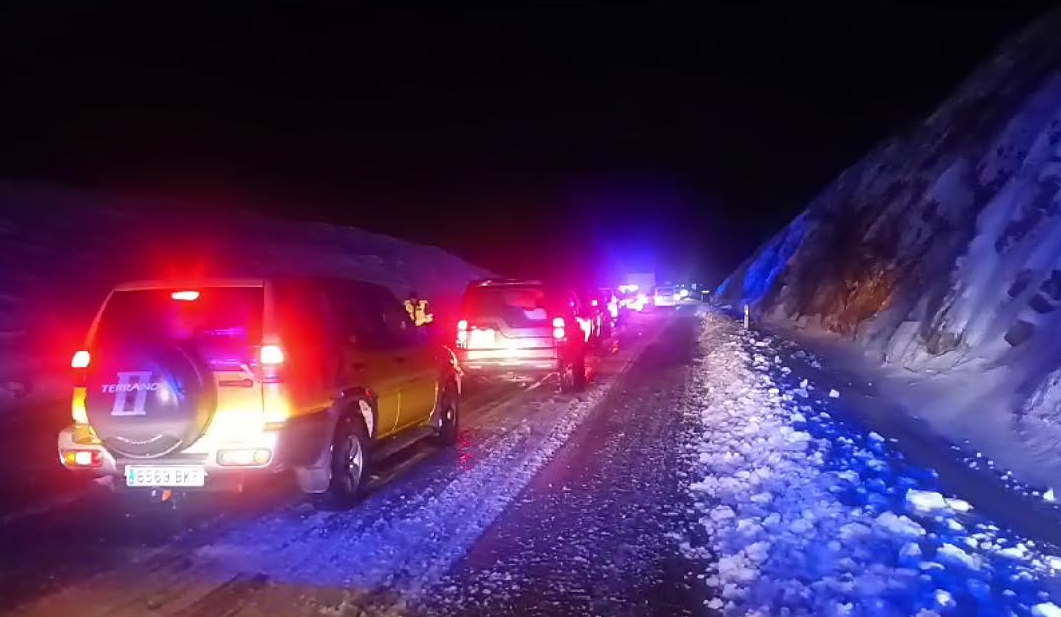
<box><xmin>469</xmin><ymin>329</ymin><xmax>496</xmax><ymax>348</ymax></box>
<box><xmin>125</xmin><ymin>465</ymin><xmax>206</xmax><ymax>487</ymax></box>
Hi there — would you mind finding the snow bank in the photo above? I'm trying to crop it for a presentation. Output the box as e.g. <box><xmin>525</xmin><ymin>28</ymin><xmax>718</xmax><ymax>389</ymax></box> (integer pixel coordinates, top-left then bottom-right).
<box><xmin>0</xmin><ymin>180</ymin><xmax>488</xmax><ymax>412</ymax></box>
<box><xmin>711</xmin><ymin>9</ymin><xmax>1061</xmax><ymax>490</ymax></box>
<box><xmin>684</xmin><ymin>312</ymin><xmax>1061</xmax><ymax>615</ymax></box>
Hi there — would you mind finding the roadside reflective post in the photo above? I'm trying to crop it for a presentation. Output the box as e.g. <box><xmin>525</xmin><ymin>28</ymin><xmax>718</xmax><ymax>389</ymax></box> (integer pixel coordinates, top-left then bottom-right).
<box><xmin>744</xmin><ymin>305</ymin><xmax>750</xmax><ymax>329</ymax></box>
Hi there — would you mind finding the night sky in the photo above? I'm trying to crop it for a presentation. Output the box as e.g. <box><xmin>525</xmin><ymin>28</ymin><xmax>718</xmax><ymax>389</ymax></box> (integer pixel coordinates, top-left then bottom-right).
<box><xmin>0</xmin><ymin>2</ymin><xmax>1051</xmax><ymax>284</ymax></box>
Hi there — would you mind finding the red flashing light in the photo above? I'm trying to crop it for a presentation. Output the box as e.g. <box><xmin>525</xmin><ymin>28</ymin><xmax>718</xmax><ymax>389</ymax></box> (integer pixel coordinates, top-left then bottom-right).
<box><xmin>553</xmin><ymin>327</ymin><xmax>566</xmax><ymax>340</ymax></box>
<box><xmin>171</xmin><ymin>290</ymin><xmax>201</xmax><ymax>301</ymax></box>
<box><xmin>260</xmin><ymin>344</ymin><xmax>285</xmax><ymax>366</ymax></box>
<box><xmin>71</xmin><ymin>350</ymin><xmax>91</xmax><ymax>369</ymax></box>
<box><xmin>552</xmin><ymin>317</ymin><xmax>565</xmax><ymax>328</ymax></box>
<box><xmin>591</xmin><ymin>299</ymin><xmax>599</xmax><ymax>307</ymax></box>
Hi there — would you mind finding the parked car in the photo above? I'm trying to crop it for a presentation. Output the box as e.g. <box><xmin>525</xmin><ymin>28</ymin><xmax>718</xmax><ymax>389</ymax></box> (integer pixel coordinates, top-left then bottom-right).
<box><xmin>455</xmin><ymin>279</ymin><xmax>588</xmax><ymax>390</ymax></box>
<box><xmin>58</xmin><ymin>277</ymin><xmax>461</xmax><ymax>508</ymax></box>
<box><xmin>653</xmin><ymin>286</ymin><xmax>679</xmax><ymax>308</ymax></box>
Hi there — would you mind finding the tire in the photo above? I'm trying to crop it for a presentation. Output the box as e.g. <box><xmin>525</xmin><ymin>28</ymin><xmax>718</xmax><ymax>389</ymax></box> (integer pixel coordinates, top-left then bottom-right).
<box><xmin>434</xmin><ymin>385</ymin><xmax>460</xmax><ymax>446</ymax></box>
<box><xmin>560</xmin><ymin>357</ymin><xmax>587</xmax><ymax>393</ymax></box>
<box><xmin>571</xmin><ymin>356</ymin><xmax>587</xmax><ymax>391</ymax></box>
<box><xmin>319</xmin><ymin>414</ymin><xmax>370</xmax><ymax>510</ymax></box>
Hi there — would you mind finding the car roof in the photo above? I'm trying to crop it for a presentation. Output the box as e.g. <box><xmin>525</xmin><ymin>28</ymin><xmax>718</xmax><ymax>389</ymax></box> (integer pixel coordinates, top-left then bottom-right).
<box><xmin>112</xmin><ymin>276</ymin><xmax>389</xmax><ymax>293</ymax></box>
<box><xmin>114</xmin><ymin>278</ymin><xmax>266</xmax><ymax>291</ymax></box>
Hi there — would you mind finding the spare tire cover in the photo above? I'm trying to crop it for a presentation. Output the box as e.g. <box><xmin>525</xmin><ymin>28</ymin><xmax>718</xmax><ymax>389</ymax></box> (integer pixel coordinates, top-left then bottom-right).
<box><xmin>85</xmin><ymin>344</ymin><xmax>216</xmax><ymax>458</ymax></box>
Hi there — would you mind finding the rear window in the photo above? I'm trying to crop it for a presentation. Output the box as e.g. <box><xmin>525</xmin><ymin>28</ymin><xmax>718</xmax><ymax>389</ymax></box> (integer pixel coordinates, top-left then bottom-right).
<box><xmin>462</xmin><ymin>285</ymin><xmax>570</xmax><ymax>327</ymax></box>
<box><xmin>92</xmin><ymin>287</ymin><xmax>263</xmax><ymax>364</ymax></box>
<box><xmin>656</xmin><ymin>287</ymin><xmax>676</xmax><ymax>295</ymax></box>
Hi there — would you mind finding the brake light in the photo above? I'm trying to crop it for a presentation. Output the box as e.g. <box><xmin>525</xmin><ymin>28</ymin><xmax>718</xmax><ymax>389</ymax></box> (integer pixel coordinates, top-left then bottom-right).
<box><xmin>171</xmin><ymin>290</ymin><xmax>200</xmax><ymax>301</ymax></box>
<box><xmin>457</xmin><ymin>319</ymin><xmax>469</xmax><ymax>347</ymax></box>
<box><xmin>552</xmin><ymin>317</ymin><xmax>566</xmax><ymax>340</ymax></box>
<box><xmin>71</xmin><ymin>350</ymin><xmax>90</xmax><ymax>368</ymax></box>
<box><xmin>591</xmin><ymin>299</ymin><xmax>598</xmax><ymax>307</ymax></box>
<box><xmin>260</xmin><ymin>344</ymin><xmax>285</xmax><ymax>365</ymax></box>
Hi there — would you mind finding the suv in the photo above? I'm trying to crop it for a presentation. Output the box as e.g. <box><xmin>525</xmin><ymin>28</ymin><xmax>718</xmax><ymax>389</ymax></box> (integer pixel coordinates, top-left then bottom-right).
<box><xmin>455</xmin><ymin>279</ymin><xmax>588</xmax><ymax>390</ymax></box>
<box><xmin>57</xmin><ymin>277</ymin><xmax>461</xmax><ymax>508</ymax></box>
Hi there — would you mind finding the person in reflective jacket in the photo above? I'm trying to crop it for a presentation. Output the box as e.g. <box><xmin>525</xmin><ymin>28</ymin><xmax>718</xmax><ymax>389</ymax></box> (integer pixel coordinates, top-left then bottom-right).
<box><xmin>404</xmin><ymin>291</ymin><xmax>434</xmax><ymax>326</ymax></box>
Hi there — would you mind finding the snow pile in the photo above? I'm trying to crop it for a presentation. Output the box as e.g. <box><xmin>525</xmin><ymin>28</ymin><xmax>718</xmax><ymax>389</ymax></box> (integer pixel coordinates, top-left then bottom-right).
<box><xmin>711</xmin><ymin>9</ymin><xmax>1061</xmax><ymax>487</ymax></box>
<box><xmin>685</xmin><ymin>312</ymin><xmax>1061</xmax><ymax>615</ymax></box>
<box><xmin>0</xmin><ymin>180</ymin><xmax>488</xmax><ymax>410</ymax></box>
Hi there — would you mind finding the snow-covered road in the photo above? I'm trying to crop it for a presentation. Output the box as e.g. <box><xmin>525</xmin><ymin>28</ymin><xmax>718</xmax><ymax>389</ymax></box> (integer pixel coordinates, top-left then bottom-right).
<box><xmin>0</xmin><ymin>314</ymin><xmax>666</xmax><ymax>616</ymax></box>
<box><xmin>5</xmin><ymin>309</ymin><xmax>1061</xmax><ymax>616</ymax></box>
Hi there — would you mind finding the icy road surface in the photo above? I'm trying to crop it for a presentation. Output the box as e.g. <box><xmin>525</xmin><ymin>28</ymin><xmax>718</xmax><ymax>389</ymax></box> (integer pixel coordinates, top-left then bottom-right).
<box><xmin>4</xmin><ymin>309</ymin><xmax>1061</xmax><ymax>616</ymax></box>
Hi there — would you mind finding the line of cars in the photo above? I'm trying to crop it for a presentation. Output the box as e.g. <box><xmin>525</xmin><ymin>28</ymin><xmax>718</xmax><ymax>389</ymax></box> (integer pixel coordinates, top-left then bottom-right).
<box><xmin>56</xmin><ymin>276</ymin><xmax>628</xmax><ymax>509</ymax></box>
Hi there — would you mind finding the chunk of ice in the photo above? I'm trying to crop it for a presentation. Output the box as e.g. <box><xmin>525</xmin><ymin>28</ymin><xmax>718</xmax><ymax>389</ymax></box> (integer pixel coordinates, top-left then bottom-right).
<box><xmin>906</xmin><ymin>489</ymin><xmax>948</xmax><ymax>513</ymax></box>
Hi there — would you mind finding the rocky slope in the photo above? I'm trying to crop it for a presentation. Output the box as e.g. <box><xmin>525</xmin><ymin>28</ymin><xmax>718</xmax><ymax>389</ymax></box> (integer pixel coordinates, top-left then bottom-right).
<box><xmin>714</xmin><ymin>9</ymin><xmax>1061</xmax><ymax>480</ymax></box>
<box><xmin>0</xmin><ymin>180</ymin><xmax>487</xmax><ymax>407</ymax></box>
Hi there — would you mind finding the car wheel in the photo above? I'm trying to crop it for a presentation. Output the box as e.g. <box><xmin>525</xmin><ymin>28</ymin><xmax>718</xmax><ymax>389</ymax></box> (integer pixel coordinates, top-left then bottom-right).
<box><xmin>571</xmin><ymin>356</ymin><xmax>587</xmax><ymax>391</ymax></box>
<box><xmin>434</xmin><ymin>385</ymin><xmax>460</xmax><ymax>446</ymax></box>
<box><xmin>320</xmin><ymin>415</ymin><xmax>369</xmax><ymax>509</ymax></box>
<box><xmin>560</xmin><ymin>358</ymin><xmax>587</xmax><ymax>392</ymax></box>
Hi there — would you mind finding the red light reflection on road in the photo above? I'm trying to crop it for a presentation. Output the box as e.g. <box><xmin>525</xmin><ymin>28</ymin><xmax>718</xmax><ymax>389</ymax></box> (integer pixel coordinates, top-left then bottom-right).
<box><xmin>457</xmin><ymin>431</ymin><xmax>475</xmax><ymax>472</ymax></box>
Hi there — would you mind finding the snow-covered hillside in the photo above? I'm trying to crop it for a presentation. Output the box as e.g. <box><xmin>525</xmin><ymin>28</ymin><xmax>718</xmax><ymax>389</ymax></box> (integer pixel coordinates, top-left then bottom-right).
<box><xmin>0</xmin><ymin>180</ymin><xmax>487</xmax><ymax>408</ymax></box>
<box><xmin>714</xmin><ymin>10</ymin><xmax>1061</xmax><ymax>483</ymax></box>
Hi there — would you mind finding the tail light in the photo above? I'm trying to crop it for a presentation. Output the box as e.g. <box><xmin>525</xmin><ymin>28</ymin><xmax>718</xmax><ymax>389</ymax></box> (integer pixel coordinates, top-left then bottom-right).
<box><xmin>591</xmin><ymin>299</ymin><xmax>599</xmax><ymax>307</ymax></box>
<box><xmin>457</xmin><ymin>319</ymin><xmax>469</xmax><ymax>347</ymax></box>
<box><xmin>62</xmin><ymin>449</ymin><xmax>102</xmax><ymax>469</ymax></box>
<box><xmin>71</xmin><ymin>350</ymin><xmax>90</xmax><ymax>369</ymax></box>
<box><xmin>260</xmin><ymin>344</ymin><xmax>284</xmax><ymax>365</ymax></box>
<box><xmin>71</xmin><ymin>349</ymin><xmax>90</xmax><ymax>389</ymax></box>
<box><xmin>259</xmin><ymin>344</ymin><xmax>285</xmax><ymax>383</ymax></box>
<box><xmin>552</xmin><ymin>317</ymin><xmax>566</xmax><ymax>340</ymax></box>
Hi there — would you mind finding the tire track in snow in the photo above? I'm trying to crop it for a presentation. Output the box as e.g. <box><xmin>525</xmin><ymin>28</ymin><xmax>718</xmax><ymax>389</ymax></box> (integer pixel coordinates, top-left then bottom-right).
<box><xmin>12</xmin><ymin>315</ymin><xmax>666</xmax><ymax>617</ymax></box>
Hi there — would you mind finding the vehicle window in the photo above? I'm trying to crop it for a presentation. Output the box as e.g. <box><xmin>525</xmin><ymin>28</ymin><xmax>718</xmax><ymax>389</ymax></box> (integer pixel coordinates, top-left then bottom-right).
<box><xmin>327</xmin><ymin>283</ymin><xmax>413</xmax><ymax>350</ymax></box>
<box><xmin>378</xmin><ymin>292</ymin><xmax>417</xmax><ymax>345</ymax></box>
<box><xmin>92</xmin><ymin>287</ymin><xmax>263</xmax><ymax>367</ymax></box>
<box><xmin>274</xmin><ymin>281</ymin><xmax>338</xmax><ymax>374</ymax></box>
<box><xmin>462</xmin><ymin>285</ymin><xmax>568</xmax><ymax>327</ymax></box>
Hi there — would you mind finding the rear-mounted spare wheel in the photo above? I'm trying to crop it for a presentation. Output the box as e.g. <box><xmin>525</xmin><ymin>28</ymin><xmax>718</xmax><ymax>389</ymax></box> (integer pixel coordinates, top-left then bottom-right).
<box><xmin>84</xmin><ymin>344</ymin><xmax>216</xmax><ymax>458</ymax></box>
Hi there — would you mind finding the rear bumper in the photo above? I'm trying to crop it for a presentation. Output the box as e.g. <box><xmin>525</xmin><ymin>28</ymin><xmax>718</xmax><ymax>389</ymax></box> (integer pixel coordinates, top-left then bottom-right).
<box><xmin>57</xmin><ymin>423</ymin><xmax>288</xmax><ymax>491</ymax></box>
<box><xmin>458</xmin><ymin>348</ymin><xmax>560</xmax><ymax>379</ymax></box>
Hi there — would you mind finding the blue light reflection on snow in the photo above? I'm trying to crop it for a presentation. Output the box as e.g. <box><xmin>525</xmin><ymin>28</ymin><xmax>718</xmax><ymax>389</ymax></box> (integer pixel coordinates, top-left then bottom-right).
<box><xmin>768</xmin><ymin>350</ymin><xmax>1060</xmax><ymax>616</ymax></box>
<box><xmin>716</xmin><ymin>213</ymin><xmax>807</xmax><ymax>305</ymax></box>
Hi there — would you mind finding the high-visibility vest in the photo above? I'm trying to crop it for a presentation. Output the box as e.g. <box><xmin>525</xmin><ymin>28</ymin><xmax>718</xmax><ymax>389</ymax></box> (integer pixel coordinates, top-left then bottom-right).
<box><xmin>404</xmin><ymin>299</ymin><xmax>434</xmax><ymax>326</ymax></box>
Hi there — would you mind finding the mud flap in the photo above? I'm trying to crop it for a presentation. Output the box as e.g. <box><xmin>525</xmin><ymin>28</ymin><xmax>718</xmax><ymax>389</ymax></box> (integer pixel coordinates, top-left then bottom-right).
<box><xmin>295</xmin><ymin>397</ymin><xmax>375</xmax><ymax>494</ymax></box>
